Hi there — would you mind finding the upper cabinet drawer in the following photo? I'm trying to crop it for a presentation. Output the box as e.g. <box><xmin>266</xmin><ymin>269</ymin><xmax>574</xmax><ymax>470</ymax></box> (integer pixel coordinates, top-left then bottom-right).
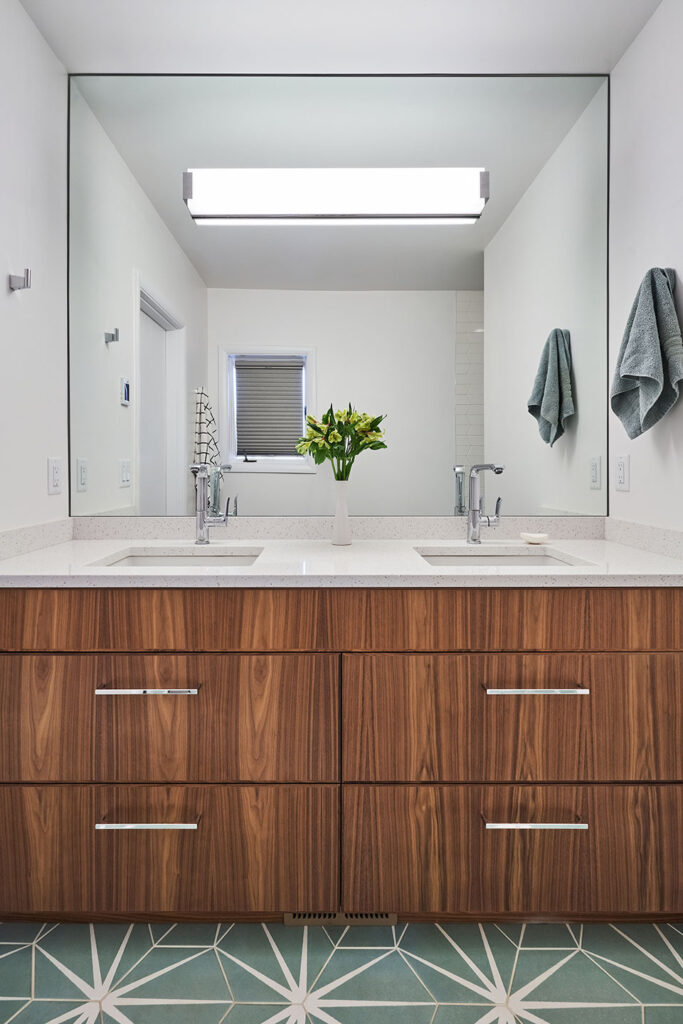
<box><xmin>0</xmin><ymin>654</ymin><xmax>338</xmax><ymax>782</ymax></box>
<box><xmin>343</xmin><ymin>653</ymin><xmax>683</xmax><ymax>782</ymax></box>
<box><xmin>3</xmin><ymin>589</ymin><xmax>683</xmax><ymax>653</ymax></box>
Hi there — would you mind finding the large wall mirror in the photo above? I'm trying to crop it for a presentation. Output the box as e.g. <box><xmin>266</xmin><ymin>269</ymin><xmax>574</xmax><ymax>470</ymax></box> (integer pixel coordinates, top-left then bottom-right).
<box><xmin>68</xmin><ymin>74</ymin><xmax>608</xmax><ymax>517</ymax></box>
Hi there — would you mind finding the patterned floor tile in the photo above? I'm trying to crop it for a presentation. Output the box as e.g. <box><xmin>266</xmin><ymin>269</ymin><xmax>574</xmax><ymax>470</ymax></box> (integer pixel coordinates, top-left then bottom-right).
<box><xmin>111</xmin><ymin>946</ymin><xmax>230</xmax><ymax>1000</ymax></box>
<box><xmin>519</xmin><ymin>1011</ymin><xmax>642</xmax><ymax>1023</ymax></box>
<box><xmin>155</xmin><ymin>923</ymin><xmax>220</xmax><ymax>946</ymax></box>
<box><xmin>433</xmin><ymin>1008</ymin><xmax>517</xmax><ymax>1023</ymax></box>
<box><xmin>3</xmin><ymin>920</ymin><xmax>683</xmax><ymax>1022</ymax></box>
<box><xmin>520</xmin><ymin>924</ymin><xmax>579</xmax><ymax>949</ymax></box>
<box><xmin>217</xmin><ymin>924</ymin><xmax>333</xmax><ymax>1002</ymax></box>
<box><xmin>311</xmin><ymin>947</ymin><xmax>433</xmax><ymax>1003</ymax></box>
<box><xmin>398</xmin><ymin>923</ymin><xmax>510</xmax><ymax>1003</ymax></box>
<box><xmin>0</xmin><ymin>947</ymin><xmax>32</xmax><ymax>999</ymax></box>
<box><xmin>0</xmin><ymin>1002</ymin><xmax>30</xmax><ymax>1024</ymax></box>
<box><xmin>0</xmin><ymin>925</ymin><xmax>45</xmax><ymax>945</ymax></box>
<box><xmin>582</xmin><ymin>925</ymin><xmax>683</xmax><ymax>1005</ymax></box>
<box><xmin>644</xmin><ymin>1008</ymin><xmax>683</xmax><ymax>1023</ymax></box>
<box><xmin>35</xmin><ymin>923</ymin><xmax>154</xmax><ymax>998</ymax></box>
<box><xmin>327</xmin><ymin>1009</ymin><xmax>435</xmax><ymax>1023</ymax></box>
<box><xmin>336</xmin><ymin>926</ymin><xmax>397</xmax><ymax>948</ymax></box>
<box><xmin>511</xmin><ymin>948</ymin><xmax>640</xmax><ymax>1004</ymax></box>
<box><xmin>223</xmin><ymin>1008</ymin><xmax>291</xmax><ymax>1024</ymax></box>
<box><xmin>5</xmin><ymin>1002</ymin><xmax>93</xmax><ymax>1023</ymax></box>
<box><xmin>106</xmin><ymin>1005</ymin><xmax>230</xmax><ymax>1023</ymax></box>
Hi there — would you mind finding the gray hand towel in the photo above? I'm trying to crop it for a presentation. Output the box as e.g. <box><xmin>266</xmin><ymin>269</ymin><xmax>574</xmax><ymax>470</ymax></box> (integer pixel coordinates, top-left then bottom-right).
<box><xmin>610</xmin><ymin>267</ymin><xmax>683</xmax><ymax>439</ymax></box>
<box><xmin>528</xmin><ymin>328</ymin><xmax>575</xmax><ymax>447</ymax></box>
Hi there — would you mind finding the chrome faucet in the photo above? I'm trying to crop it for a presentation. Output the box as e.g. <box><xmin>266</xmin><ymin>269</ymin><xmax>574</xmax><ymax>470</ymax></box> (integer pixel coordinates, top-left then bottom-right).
<box><xmin>467</xmin><ymin>463</ymin><xmax>504</xmax><ymax>543</ymax></box>
<box><xmin>190</xmin><ymin>463</ymin><xmax>232</xmax><ymax>544</ymax></box>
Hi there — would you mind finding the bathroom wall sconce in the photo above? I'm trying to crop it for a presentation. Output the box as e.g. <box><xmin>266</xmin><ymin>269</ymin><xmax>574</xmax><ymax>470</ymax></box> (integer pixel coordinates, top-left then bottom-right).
<box><xmin>104</xmin><ymin>328</ymin><xmax>120</xmax><ymax>344</ymax></box>
<box><xmin>183</xmin><ymin>167</ymin><xmax>490</xmax><ymax>226</ymax></box>
<box><xmin>9</xmin><ymin>268</ymin><xmax>31</xmax><ymax>291</ymax></box>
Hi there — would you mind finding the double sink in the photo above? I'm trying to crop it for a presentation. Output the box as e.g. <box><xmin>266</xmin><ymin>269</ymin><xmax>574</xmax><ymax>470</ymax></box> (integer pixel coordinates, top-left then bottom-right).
<box><xmin>89</xmin><ymin>543</ymin><xmax>590</xmax><ymax>570</ymax></box>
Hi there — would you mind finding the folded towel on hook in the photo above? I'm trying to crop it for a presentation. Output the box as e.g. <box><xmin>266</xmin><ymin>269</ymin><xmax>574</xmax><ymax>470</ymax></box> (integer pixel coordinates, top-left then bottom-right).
<box><xmin>528</xmin><ymin>328</ymin><xmax>575</xmax><ymax>446</ymax></box>
<box><xmin>610</xmin><ymin>267</ymin><xmax>683</xmax><ymax>439</ymax></box>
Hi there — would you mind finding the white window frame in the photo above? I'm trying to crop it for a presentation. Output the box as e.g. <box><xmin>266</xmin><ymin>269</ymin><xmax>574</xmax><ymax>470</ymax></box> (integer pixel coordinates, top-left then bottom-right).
<box><xmin>218</xmin><ymin>346</ymin><xmax>317</xmax><ymax>474</ymax></box>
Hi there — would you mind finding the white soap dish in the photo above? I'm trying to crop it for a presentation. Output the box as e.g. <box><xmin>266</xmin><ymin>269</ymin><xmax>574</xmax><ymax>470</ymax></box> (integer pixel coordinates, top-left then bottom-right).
<box><xmin>520</xmin><ymin>532</ymin><xmax>549</xmax><ymax>545</ymax></box>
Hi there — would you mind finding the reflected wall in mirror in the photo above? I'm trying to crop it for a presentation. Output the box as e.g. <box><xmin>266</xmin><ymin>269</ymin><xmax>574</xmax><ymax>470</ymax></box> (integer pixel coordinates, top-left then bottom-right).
<box><xmin>68</xmin><ymin>75</ymin><xmax>608</xmax><ymax>517</ymax></box>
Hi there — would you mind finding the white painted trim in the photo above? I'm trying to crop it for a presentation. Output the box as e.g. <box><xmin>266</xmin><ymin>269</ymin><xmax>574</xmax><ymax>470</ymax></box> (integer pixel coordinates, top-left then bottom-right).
<box><xmin>134</xmin><ymin>270</ymin><xmax>188</xmax><ymax>514</ymax></box>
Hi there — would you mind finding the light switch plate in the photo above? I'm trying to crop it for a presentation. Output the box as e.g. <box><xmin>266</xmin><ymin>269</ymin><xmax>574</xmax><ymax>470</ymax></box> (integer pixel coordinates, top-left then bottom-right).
<box><xmin>119</xmin><ymin>459</ymin><xmax>131</xmax><ymax>487</ymax></box>
<box><xmin>76</xmin><ymin>458</ymin><xmax>88</xmax><ymax>492</ymax></box>
<box><xmin>589</xmin><ymin>456</ymin><xmax>601</xmax><ymax>490</ymax></box>
<box><xmin>47</xmin><ymin>457</ymin><xmax>63</xmax><ymax>495</ymax></box>
<box><xmin>615</xmin><ymin>454</ymin><xmax>630</xmax><ymax>491</ymax></box>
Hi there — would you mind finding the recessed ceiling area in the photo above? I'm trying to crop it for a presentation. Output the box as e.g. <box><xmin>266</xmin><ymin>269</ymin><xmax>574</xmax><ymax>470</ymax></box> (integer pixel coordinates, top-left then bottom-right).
<box><xmin>74</xmin><ymin>74</ymin><xmax>606</xmax><ymax>290</ymax></box>
<box><xmin>21</xmin><ymin>0</ymin><xmax>661</xmax><ymax>75</ymax></box>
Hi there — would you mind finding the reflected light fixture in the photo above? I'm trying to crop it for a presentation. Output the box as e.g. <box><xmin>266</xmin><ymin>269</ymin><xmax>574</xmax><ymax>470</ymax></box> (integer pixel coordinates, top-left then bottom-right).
<box><xmin>182</xmin><ymin>168</ymin><xmax>489</xmax><ymax>225</ymax></box>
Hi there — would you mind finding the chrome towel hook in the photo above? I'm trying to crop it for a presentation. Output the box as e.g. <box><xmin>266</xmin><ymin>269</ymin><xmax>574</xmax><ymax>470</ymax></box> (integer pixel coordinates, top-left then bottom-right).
<box><xmin>9</xmin><ymin>268</ymin><xmax>31</xmax><ymax>291</ymax></box>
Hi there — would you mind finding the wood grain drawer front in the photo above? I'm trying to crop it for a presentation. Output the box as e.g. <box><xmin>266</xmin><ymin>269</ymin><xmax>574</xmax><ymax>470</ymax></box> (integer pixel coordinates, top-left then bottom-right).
<box><xmin>342</xmin><ymin>785</ymin><xmax>683</xmax><ymax>916</ymax></box>
<box><xmin>0</xmin><ymin>654</ymin><xmax>338</xmax><ymax>782</ymax></box>
<box><xmin>343</xmin><ymin>654</ymin><xmax>683</xmax><ymax>782</ymax></box>
<box><xmin>0</xmin><ymin>656</ymin><xmax>95</xmax><ymax>781</ymax></box>
<box><xmin>0</xmin><ymin>785</ymin><xmax>339</xmax><ymax>915</ymax></box>
<box><xmin>94</xmin><ymin>654</ymin><xmax>338</xmax><ymax>782</ymax></box>
<box><xmin>4</xmin><ymin>588</ymin><xmax>683</xmax><ymax>653</ymax></box>
<box><xmin>94</xmin><ymin>785</ymin><xmax>339</xmax><ymax>914</ymax></box>
<box><xmin>0</xmin><ymin>786</ymin><xmax>94</xmax><ymax>914</ymax></box>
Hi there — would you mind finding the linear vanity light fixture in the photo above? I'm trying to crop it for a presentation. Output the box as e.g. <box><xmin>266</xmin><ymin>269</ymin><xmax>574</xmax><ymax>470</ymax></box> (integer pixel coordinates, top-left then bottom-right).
<box><xmin>182</xmin><ymin>168</ymin><xmax>489</xmax><ymax>225</ymax></box>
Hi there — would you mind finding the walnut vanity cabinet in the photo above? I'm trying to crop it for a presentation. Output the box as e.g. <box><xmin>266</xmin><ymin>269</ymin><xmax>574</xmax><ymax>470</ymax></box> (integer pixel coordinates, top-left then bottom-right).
<box><xmin>0</xmin><ymin>586</ymin><xmax>681</xmax><ymax>920</ymax></box>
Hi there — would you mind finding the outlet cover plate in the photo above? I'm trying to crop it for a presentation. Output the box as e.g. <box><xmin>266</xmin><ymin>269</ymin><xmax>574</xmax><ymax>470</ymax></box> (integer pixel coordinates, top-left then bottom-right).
<box><xmin>47</xmin><ymin>457</ymin><xmax>63</xmax><ymax>495</ymax></box>
<box><xmin>615</xmin><ymin>454</ymin><xmax>630</xmax><ymax>491</ymax></box>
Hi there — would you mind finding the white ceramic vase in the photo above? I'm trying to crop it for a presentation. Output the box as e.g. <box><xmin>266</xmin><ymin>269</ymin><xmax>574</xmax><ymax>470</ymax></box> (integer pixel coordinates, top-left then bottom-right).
<box><xmin>332</xmin><ymin>479</ymin><xmax>352</xmax><ymax>546</ymax></box>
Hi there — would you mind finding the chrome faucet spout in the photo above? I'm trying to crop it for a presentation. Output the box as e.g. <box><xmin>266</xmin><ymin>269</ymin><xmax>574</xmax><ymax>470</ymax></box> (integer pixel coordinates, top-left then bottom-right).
<box><xmin>191</xmin><ymin>463</ymin><xmax>229</xmax><ymax>544</ymax></box>
<box><xmin>467</xmin><ymin>463</ymin><xmax>505</xmax><ymax>544</ymax></box>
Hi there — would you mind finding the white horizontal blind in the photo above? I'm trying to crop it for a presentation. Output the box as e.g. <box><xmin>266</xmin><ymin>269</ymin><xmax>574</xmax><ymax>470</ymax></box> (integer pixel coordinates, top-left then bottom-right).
<box><xmin>234</xmin><ymin>356</ymin><xmax>305</xmax><ymax>457</ymax></box>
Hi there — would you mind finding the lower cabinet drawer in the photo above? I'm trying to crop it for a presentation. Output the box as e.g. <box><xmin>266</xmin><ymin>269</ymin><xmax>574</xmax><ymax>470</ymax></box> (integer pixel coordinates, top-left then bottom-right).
<box><xmin>343</xmin><ymin>654</ymin><xmax>683</xmax><ymax>781</ymax></box>
<box><xmin>342</xmin><ymin>784</ymin><xmax>683</xmax><ymax>916</ymax></box>
<box><xmin>0</xmin><ymin>785</ymin><xmax>339</xmax><ymax>915</ymax></box>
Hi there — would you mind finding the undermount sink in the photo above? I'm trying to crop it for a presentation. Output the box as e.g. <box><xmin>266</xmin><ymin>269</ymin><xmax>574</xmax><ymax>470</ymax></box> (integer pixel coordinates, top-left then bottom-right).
<box><xmin>91</xmin><ymin>547</ymin><xmax>263</xmax><ymax>568</ymax></box>
<box><xmin>415</xmin><ymin>546</ymin><xmax>592</xmax><ymax>568</ymax></box>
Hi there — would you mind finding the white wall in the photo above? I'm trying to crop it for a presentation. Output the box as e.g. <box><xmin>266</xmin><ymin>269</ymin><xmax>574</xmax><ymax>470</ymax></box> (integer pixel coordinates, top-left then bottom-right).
<box><xmin>0</xmin><ymin>0</ymin><xmax>68</xmax><ymax>530</ymax></box>
<box><xmin>69</xmin><ymin>85</ymin><xmax>208</xmax><ymax>515</ymax></box>
<box><xmin>455</xmin><ymin>291</ymin><xmax>485</xmax><ymax>483</ymax></box>
<box><xmin>609</xmin><ymin>0</ymin><xmax>683</xmax><ymax>530</ymax></box>
<box><xmin>484</xmin><ymin>85</ymin><xmax>608</xmax><ymax>516</ymax></box>
<box><xmin>207</xmin><ymin>289</ymin><xmax>456</xmax><ymax>515</ymax></box>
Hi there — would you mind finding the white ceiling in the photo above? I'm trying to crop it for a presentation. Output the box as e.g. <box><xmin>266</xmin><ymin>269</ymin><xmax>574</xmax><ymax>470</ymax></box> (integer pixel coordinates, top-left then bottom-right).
<box><xmin>73</xmin><ymin>75</ymin><xmax>606</xmax><ymax>289</ymax></box>
<box><xmin>21</xmin><ymin>0</ymin><xmax>661</xmax><ymax>75</ymax></box>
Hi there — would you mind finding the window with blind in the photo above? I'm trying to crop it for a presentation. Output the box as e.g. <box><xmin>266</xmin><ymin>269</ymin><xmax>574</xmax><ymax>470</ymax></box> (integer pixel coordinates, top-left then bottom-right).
<box><xmin>230</xmin><ymin>354</ymin><xmax>307</xmax><ymax>459</ymax></box>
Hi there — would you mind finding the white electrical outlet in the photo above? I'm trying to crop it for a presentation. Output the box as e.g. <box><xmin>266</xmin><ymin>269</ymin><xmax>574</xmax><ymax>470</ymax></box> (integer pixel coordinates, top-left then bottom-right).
<box><xmin>76</xmin><ymin>458</ymin><xmax>88</xmax><ymax>492</ymax></box>
<box><xmin>47</xmin><ymin>457</ymin><xmax>63</xmax><ymax>495</ymax></box>
<box><xmin>119</xmin><ymin>459</ymin><xmax>131</xmax><ymax>487</ymax></box>
<box><xmin>615</xmin><ymin>454</ymin><xmax>630</xmax><ymax>491</ymax></box>
<box><xmin>589</xmin><ymin>456</ymin><xmax>601</xmax><ymax>490</ymax></box>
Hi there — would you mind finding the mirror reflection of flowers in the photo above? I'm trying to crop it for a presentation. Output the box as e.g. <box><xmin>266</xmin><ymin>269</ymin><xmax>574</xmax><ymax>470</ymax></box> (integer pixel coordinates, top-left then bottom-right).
<box><xmin>297</xmin><ymin>404</ymin><xmax>387</xmax><ymax>480</ymax></box>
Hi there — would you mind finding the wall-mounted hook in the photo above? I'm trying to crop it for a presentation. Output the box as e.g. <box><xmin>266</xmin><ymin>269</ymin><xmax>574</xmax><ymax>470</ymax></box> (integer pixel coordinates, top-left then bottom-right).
<box><xmin>104</xmin><ymin>328</ymin><xmax>120</xmax><ymax>344</ymax></box>
<box><xmin>9</xmin><ymin>268</ymin><xmax>31</xmax><ymax>291</ymax></box>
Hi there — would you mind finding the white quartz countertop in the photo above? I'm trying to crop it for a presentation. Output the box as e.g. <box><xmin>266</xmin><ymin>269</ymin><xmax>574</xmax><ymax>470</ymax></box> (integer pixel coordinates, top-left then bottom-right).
<box><xmin>0</xmin><ymin>537</ymin><xmax>682</xmax><ymax>587</ymax></box>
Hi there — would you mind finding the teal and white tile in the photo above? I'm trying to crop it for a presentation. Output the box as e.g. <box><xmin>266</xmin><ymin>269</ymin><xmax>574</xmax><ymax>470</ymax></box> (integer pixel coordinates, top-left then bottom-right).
<box><xmin>0</xmin><ymin>920</ymin><xmax>681</xmax><ymax>1023</ymax></box>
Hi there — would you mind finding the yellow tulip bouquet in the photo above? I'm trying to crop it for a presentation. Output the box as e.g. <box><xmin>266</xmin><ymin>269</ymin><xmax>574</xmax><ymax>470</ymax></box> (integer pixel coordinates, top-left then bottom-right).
<box><xmin>296</xmin><ymin>404</ymin><xmax>387</xmax><ymax>480</ymax></box>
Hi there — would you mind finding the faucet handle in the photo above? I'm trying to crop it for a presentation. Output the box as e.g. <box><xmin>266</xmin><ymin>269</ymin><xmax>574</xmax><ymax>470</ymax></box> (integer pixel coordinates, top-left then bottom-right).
<box><xmin>495</xmin><ymin>496</ymin><xmax>503</xmax><ymax>517</ymax></box>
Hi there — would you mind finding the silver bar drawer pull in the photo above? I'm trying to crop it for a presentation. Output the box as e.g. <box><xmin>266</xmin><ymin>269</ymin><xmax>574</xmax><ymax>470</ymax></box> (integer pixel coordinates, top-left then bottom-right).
<box><xmin>95</xmin><ymin>688</ymin><xmax>198</xmax><ymax>696</ymax></box>
<box><xmin>484</xmin><ymin>688</ymin><xmax>590</xmax><ymax>695</ymax></box>
<box><xmin>96</xmin><ymin>822</ymin><xmax>199</xmax><ymax>831</ymax></box>
<box><xmin>485</xmin><ymin>822</ymin><xmax>588</xmax><ymax>830</ymax></box>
